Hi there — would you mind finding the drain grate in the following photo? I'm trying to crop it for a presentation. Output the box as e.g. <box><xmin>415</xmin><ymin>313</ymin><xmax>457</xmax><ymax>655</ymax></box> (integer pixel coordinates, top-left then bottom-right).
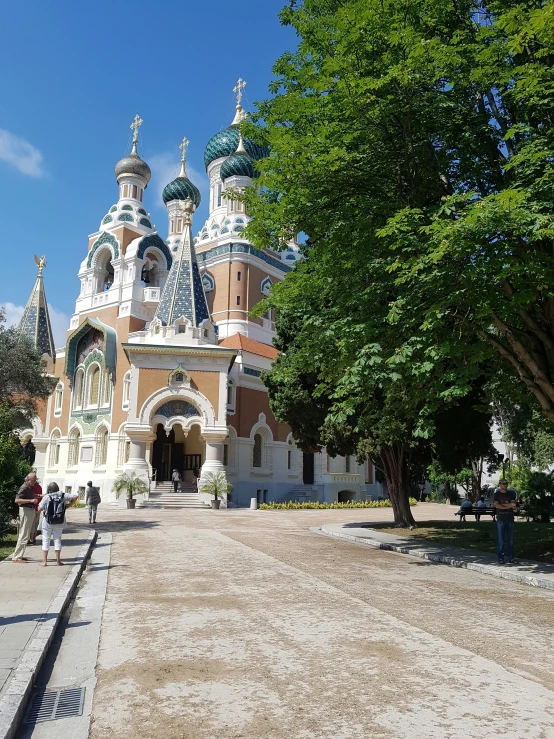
<box><xmin>25</xmin><ymin>687</ymin><xmax>85</xmax><ymax>723</ymax></box>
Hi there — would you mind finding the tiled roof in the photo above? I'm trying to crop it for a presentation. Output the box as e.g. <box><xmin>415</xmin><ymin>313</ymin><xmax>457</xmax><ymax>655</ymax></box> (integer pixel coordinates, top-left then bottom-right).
<box><xmin>219</xmin><ymin>333</ymin><xmax>279</xmax><ymax>360</ymax></box>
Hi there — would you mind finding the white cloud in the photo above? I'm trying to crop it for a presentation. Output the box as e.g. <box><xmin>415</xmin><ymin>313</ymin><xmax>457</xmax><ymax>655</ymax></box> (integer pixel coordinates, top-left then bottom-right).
<box><xmin>1</xmin><ymin>302</ymin><xmax>70</xmax><ymax>349</ymax></box>
<box><xmin>48</xmin><ymin>304</ymin><xmax>71</xmax><ymax>349</ymax></box>
<box><xmin>1</xmin><ymin>302</ymin><xmax>24</xmax><ymax>327</ymax></box>
<box><xmin>149</xmin><ymin>153</ymin><xmax>209</xmax><ymax>211</ymax></box>
<box><xmin>0</xmin><ymin>129</ymin><xmax>45</xmax><ymax>177</ymax></box>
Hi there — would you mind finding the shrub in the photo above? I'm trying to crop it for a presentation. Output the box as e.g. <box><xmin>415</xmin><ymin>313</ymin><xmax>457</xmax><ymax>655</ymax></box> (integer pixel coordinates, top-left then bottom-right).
<box><xmin>259</xmin><ymin>498</ymin><xmax>418</xmax><ymax>510</ymax></box>
<box><xmin>0</xmin><ymin>429</ymin><xmax>31</xmax><ymax>539</ymax></box>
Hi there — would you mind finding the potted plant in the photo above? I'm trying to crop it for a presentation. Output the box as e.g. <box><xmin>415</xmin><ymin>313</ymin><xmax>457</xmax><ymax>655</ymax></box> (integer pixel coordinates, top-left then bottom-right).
<box><xmin>199</xmin><ymin>471</ymin><xmax>232</xmax><ymax>509</ymax></box>
<box><xmin>113</xmin><ymin>471</ymin><xmax>148</xmax><ymax>509</ymax></box>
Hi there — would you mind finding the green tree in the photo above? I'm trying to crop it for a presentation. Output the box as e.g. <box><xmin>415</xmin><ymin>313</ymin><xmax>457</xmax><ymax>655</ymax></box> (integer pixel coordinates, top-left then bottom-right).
<box><xmin>0</xmin><ymin>411</ymin><xmax>31</xmax><ymax>539</ymax></box>
<box><xmin>0</xmin><ymin>310</ymin><xmax>56</xmax><ymax>429</ymax></box>
<box><xmin>243</xmin><ymin>0</ymin><xmax>554</xmax><ymax>500</ymax></box>
<box><xmin>0</xmin><ymin>311</ymin><xmax>54</xmax><ymax>535</ymax></box>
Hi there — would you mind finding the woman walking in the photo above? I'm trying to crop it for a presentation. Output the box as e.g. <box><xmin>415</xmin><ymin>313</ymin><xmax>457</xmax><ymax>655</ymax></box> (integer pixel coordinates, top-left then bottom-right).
<box><xmin>85</xmin><ymin>481</ymin><xmax>101</xmax><ymax>524</ymax></box>
<box><xmin>38</xmin><ymin>482</ymin><xmax>78</xmax><ymax>566</ymax></box>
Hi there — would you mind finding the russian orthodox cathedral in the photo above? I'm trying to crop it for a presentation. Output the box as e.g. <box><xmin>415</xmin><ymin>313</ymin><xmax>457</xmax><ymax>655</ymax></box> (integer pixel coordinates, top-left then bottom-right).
<box><xmin>18</xmin><ymin>81</ymin><xmax>378</xmax><ymax>507</ymax></box>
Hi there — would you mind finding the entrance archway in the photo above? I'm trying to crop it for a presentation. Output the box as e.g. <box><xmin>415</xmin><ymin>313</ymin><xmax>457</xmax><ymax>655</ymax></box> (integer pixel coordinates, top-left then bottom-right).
<box><xmin>338</xmin><ymin>490</ymin><xmax>356</xmax><ymax>503</ymax></box>
<box><xmin>150</xmin><ymin>422</ymin><xmax>203</xmax><ymax>483</ymax></box>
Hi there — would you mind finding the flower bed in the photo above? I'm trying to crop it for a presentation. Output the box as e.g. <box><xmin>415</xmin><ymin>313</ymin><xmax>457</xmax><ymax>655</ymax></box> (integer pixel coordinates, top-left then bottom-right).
<box><xmin>259</xmin><ymin>499</ymin><xmax>418</xmax><ymax>510</ymax></box>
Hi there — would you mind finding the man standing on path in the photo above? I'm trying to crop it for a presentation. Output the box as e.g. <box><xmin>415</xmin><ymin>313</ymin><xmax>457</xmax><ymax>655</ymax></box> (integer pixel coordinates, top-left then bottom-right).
<box><xmin>493</xmin><ymin>479</ymin><xmax>518</xmax><ymax>565</ymax></box>
<box><xmin>11</xmin><ymin>473</ymin><xmax>38</xmax><ymax>563</ymax></box>
<box><xmin>28</xmin><ymin>476</ymin><xmax>43</xmax><ymax>545</ymax></box>
<box><xmin>85</xmin><ymin>481</ymin><xmax>101</xmax><ymax>524</ymax></box>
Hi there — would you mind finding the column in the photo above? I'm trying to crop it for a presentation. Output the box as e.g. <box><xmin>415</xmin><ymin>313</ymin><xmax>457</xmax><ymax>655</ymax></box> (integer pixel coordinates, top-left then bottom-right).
<box><xmin>123</xmin><ymin>424</ymin><xmax>154</xmax><ymax>482</ymax></box>
<box><xmin>33</xmin><ymin>438</ymin><xmax>49</xmax><ymax>481</ymax></box>
<box><xmin>199</xmin><ymin>428</ymin><xmax>228</xmax><ymax>480</ymax></box>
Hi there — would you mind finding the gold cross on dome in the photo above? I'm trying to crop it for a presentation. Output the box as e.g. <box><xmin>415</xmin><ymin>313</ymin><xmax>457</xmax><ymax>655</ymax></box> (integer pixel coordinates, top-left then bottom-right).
<box><xmin>130</xmin><ymin>114</ymin><xmax>143</xmax><ymax>145</ymax></box>
<box><xmin>179</xmin><ymin>136</ymin><xmax>189</xmax><ymax>162</ymax></box>
<box><xmin>233</xmin><ymin>77</ymin><xmax>246</xmax><ymax>106</ymax></box>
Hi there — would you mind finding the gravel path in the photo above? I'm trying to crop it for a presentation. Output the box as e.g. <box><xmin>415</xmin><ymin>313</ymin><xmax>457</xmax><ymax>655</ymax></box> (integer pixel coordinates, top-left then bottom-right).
<box><xmin>85</xmin><ymin>505</ymin><xmax>554</xmax><ymax>739</ymax></box>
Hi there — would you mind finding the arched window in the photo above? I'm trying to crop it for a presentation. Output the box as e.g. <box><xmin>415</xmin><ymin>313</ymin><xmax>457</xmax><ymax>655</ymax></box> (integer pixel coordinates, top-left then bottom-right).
<box><xmin>96</xmin><ymin>250</ymin><xmax>114</xmax><ymax>293</ymax></box>
<box><xmin>287</xmin><ymin>438</ymin><xmax>294</xmax><ymax>470</ymax></box>
<box><xmin>122</xmin><ymin>371</ymin><xmax>131</xmax><ymax>410</ymax></box>
<box><xmin>101</xmin><ymin>369</ymin><xmax>111</xmax><ymax>406</ymax></box>
<box><xmin>54</xmin><ymin>383</ymin><xmax>63</xmax><ymax>415</ymax></box>
<box><xmin>68</xmin><ymin>428</ymin><xmax>80</xmax><ymax>468</ymax></box>
<box><xmin>88</xmin><ymin>365</ymin><xmax>100</xmax><ymax>406</ymax></box>
<box><xmin>48</xmin><ymin>430</ymin><xmax>61</xmax><ymax>468</ymax></box>
<box><xmin>95</xmin><ymin>426</ymin><xmax>108</xmax><ymax>467</ymax></box>
<box><xmin>253</xmin><ymin>433</ymin><xmax>263</xmax><ymax>468</ymax></box>
<box><xmin>74</xmin><ymin>369</ymin><xmax>84</xmax><ymax>409</ymax></box>
<box><xmin>227</xmin><ymin>380</ymin><xmax>235</xmax><ymax>409</ymax></box>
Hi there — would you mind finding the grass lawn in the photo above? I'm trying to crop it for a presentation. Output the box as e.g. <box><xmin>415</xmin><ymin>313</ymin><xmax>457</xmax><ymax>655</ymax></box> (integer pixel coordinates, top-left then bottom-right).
<box><xmin>0</xmin><ymin>529</ymin><xmax>18</xmax><ymax>560</ymax></box>
<box><xmin>378</xmin><ymin>520</ymin><xmax>554</xmax><ymax>564</ymax></box>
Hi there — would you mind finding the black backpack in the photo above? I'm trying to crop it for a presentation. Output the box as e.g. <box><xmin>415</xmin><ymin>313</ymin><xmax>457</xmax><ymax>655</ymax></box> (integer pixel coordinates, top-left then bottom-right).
<box><xmin>45</xmin><ymin>494</ymin><xmax>65</xmax><ymax>525</ymax></box>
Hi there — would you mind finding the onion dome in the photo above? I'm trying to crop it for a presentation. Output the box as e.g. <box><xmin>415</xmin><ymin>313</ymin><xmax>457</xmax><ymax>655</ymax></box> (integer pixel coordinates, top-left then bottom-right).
<box><xmin>114</xmin><ymin>151</ymin><xmax>151</xmax><ymax>184</ymax></box>
<box><xmin>220</xmin><ymin>133</ymin><xmax>256</xmax><ymax>180</ymax></box>
<box><xmin>162</xmin><ymin>137</ymin><xmax>201</xmax><ymax>208</ymax></box>
<box><xmin>114</xmin><ymin>114</ymin><xmax>151</xmax><ymax>185</ymax></box>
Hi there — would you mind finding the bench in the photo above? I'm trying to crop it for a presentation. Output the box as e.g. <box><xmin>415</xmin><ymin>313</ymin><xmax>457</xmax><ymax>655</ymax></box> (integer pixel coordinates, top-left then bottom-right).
<box><xmin>455</xmin><ymin>506</ymin><xmax>497</xmax><ymax>522</ymax></box>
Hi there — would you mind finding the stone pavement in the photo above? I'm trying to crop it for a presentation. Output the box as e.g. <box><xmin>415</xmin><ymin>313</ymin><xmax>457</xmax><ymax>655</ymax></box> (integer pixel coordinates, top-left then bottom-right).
<box><xmin>318</xmin><ymin>522</ymin><xmax>554</xmax><ymax>590</ymax></box>
<box><xmin>0</xmin><ymin>524</ymin><xmax>94</xmax><ymax>739</ymax></box>
<box><xmin>65</xmin><ymin>504</ymin><xmax>554</xmax><ymax>739</ymax></box>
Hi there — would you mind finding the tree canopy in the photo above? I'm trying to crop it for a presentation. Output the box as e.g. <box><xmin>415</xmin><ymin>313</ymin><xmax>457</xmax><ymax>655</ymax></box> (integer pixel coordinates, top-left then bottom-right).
<box><xmin>245</xmin><ymin>0</ymin><xmax>554</xmax><ymax>428</ymax></box>
<box><xmin>0</xmin><ymin>310</ymin><xmax>56</xmax><ymax>429</ymax></box>
<box><xmin>241</xmin><ymin>0</ymin><xmax>554</xmax><ymax>520</ymax></box>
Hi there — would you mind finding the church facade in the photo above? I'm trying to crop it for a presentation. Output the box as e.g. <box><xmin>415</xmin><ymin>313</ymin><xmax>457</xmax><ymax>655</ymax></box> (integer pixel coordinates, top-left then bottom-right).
<box><xmin>19</xmin><ymin>86</ymin><xmax>380</xmax><ymax>507</ymax></box>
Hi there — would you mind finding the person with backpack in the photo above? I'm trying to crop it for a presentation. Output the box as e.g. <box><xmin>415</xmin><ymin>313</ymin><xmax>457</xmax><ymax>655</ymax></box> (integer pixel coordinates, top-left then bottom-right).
<box><xmin>38</xmin><ymin>482</ymin><xmax>78</xmax><ymax>566</ymax></box>
<box><xmin>85</xmin><ymin>481</ymin><xmax>101</xmax><ymax>524</ymax></box>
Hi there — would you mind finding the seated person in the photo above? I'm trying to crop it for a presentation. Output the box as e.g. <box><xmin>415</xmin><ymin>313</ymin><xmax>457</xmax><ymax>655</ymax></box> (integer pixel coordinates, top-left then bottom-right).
<box><xmin>476</xmin><ymin>496</ymin><xmax>487</xmax><ymax>508</ymax></box>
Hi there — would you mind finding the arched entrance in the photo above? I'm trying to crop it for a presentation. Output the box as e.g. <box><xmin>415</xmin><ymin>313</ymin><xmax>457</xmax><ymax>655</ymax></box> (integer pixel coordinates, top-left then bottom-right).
<box><xmin>338</xmin><ymin>490</ymin><xmax>356</xmax><ymax>503</ymax></box>
<box><xmin>151</xmin><ymin>422</ymin><xmax>203</xmax><ymax>482</ymax></box>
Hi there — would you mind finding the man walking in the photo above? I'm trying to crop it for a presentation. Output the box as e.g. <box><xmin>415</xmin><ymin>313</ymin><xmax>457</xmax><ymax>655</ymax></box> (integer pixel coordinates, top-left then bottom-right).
<box><xmin>85</xmin><ymin>481</ymin><xmax>101</xmax><ymax>524</ymax></box>
<box><xmin>11</xmin><ymin>473</ymin><xmax>38</xmax><ymax>563</ymax></box>
<box><xmin>171</xmin><ymin>468</ymin><xmax>181</xmax><ymax>493</ymax></box>
<box><xmin>493</xmin><ymin>479</ymin><xmax>518</xmax><ymax>565</ymax></box>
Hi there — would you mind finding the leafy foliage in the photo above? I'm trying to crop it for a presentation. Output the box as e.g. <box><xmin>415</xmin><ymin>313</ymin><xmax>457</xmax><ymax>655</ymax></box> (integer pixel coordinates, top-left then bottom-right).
<box><xmin>0</xmin><ymin>309</ymin><xmax>56</xmax><ymax>430</ymax></box>
<box><xmin>243</xmin><ymin>0</ymin><xmax>554</xmax><ymax>523</ymax></box>
<box><xmin>259</xmin><ymin>498</ymin><xmax>418</xmax><ymax>510</ymax></box>
<box><xmin>113</xmin><ymin>471</ymin><xmax>148</xmax><ymax>500</ymax></box>
<box><xmin>199</xmin><ymin>471</ymin><xmax>232</xmax><ymax>500</ymax></box>
<box><xmin>0</xmin><ymin>411</ymin><xmax>31</xmax><ymax>538</ymax></box>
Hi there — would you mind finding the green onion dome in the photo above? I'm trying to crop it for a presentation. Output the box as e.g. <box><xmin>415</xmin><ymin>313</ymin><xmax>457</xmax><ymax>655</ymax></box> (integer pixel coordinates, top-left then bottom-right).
<box><xmin>220</xmin><ymin>151</ymin><xmax>256</xmax><ymax>180</ymax></box>
<box><xmin>162</xmin><ymin>176</ymin><xmax>201</xmax><ymax>207</ymax></box>
<box><xmin>204</xmin><ymin>124</ymin><xmax>269</xmax><ymax>169</ymax></box>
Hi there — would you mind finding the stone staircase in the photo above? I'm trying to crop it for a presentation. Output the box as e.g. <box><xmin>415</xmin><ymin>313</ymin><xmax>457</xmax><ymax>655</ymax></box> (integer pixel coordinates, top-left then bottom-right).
<box><xmin>145</xmin><ymin>481</ymin><xmax>208</xmax><ymax>509</ymax></box>
<box><xmin>276</xmin><ymin>485</ymin><xmax>317</xmax><ymax>504</ymax></box>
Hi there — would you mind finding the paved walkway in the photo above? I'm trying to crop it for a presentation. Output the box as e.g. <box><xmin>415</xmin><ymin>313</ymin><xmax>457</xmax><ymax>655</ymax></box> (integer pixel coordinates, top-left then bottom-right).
<box><xmin>0</xmin><ymin>525</ymin><xmax>91</xmax><ymax>699</ymax></box>
<box><xmin>319</xmin><ymin>522</ymin><xmax>554</xmax><ymax>590</ymax></box>
<box><xmin>58</xmin><ymin>504</ymin><xmax>554</xmax><ymax>739</ymax></box>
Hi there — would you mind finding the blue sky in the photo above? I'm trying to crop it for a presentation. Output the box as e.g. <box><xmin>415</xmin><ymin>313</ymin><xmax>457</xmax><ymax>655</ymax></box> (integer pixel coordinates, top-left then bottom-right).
<box><xmin>0</xmin><ymin>0</ymin><xmax>296</xmax><ymax>346</ymax></box>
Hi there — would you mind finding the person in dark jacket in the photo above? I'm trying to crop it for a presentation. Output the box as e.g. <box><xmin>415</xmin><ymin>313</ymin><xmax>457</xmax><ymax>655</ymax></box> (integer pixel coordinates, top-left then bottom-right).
<box><xmin>85</xmin><ymin>481</ymin><xmax>101</xmax><ymax>524</ymax></box>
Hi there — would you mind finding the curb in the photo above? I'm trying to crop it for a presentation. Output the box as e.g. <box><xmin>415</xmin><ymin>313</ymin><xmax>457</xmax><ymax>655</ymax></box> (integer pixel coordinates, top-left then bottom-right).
<box><xmin>0</xmin><ymin>529</ymin><xmax>97</xmax><ymax>739</ymax></box>
<box><xmin>315</xmin><ymin>526</ymin><xmax>554</xmax><ymax>592</ymax></box>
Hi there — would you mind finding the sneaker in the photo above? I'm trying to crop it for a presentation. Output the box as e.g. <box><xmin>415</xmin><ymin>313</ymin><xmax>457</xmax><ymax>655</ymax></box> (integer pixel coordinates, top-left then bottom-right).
<box><xmin>508</xmin><ymin>559</ymin><xmax>519</xmax><ymax>565</ymax></box>
<box><xmin>497</xmin><ymin>560</ymin><xmax>505</xmax><ymax>566</ymax></box>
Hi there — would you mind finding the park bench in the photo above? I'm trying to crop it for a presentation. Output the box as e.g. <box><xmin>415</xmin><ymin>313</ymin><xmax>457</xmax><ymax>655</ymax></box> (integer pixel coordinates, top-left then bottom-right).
<box><xmin>455</xmin><ymin>506</ymin><xmax>497</xmax><ymax>522</ymax></box>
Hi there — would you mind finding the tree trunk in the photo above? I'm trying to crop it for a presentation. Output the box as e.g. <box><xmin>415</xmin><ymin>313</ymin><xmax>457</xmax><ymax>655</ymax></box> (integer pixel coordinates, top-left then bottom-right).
<box><xmin>470</xmin><ymin>459</ymin><xmax>483</xmax><ymax>501</ymax></box>
<box><xmin>379</xmin><ymin>445</ymin><xmax>416</xmax><ymax>527</ymax></box>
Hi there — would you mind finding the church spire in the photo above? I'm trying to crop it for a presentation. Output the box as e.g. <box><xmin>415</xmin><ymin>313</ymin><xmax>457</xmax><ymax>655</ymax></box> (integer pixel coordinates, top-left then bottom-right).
<box><xmin>18</xmin><ymin>255</ymin><xmax>55</xmax><ymax>358</ymax></box>
<box><xmin>154</xmin><ymin>198</ymin><xmax>210</xmax><ymax>329</ymax></box>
